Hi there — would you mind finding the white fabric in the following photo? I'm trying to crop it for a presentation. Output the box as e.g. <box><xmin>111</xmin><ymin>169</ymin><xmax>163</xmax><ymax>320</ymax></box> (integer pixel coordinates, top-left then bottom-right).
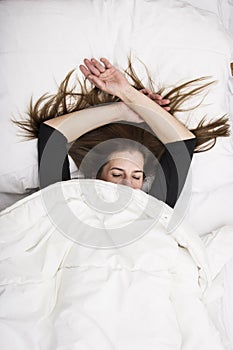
<box><xmin>0</xmin><ymin>180</ymin><xmax>233</xmax><ymax>349</ymax></box>
<box><xmin>223</xmin><ymin>258</ymin><xmax>233</xmax><ymax>348</ymax></box>
<box><xmin>0</xmin><ymin>0</ymin><xmax>232</xmax><ymax>237</ymax></box>
<box><xmin>1</xmin><ymin>2</ymin><xmax>233</xmax><ymax>347</ymax></box>
<box><xmin>186</xmin><ymin>0</ymin><xmax>233</xmax><ymax>40</ymax></box>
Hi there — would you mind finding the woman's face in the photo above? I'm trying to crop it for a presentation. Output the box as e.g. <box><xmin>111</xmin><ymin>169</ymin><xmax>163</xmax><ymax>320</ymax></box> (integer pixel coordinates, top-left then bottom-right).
<box><xmin>99</xmin><ymin>150</ymin><xmax>144</xmax><ymax>190</ymax></box>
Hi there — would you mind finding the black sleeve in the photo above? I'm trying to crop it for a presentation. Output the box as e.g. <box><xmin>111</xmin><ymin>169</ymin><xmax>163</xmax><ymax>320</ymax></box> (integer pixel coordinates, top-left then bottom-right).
<box><xmin>38</xmin><ymin>123</ymin><xmax>71</xmax><ymax>189</ymax></box>
<box><xmin>149</xmin><ymin>138</ymin><xmax>197</xmax><ymax>208</ymax></box>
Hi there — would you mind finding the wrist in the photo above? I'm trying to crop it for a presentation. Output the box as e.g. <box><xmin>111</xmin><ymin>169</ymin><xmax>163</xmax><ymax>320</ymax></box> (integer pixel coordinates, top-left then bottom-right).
<box><xmin>107</xmin><ymin>101</ymin><xmax>125</xmax><ymax>122</ymax></box>
<box><xmin>114</xmin><ymin>101</ymin><xmax>127</xmax><ymax>121</ymax></box>
<box><xmin>118</xmin><ymin>85</ymin><xmax>137</xmax><ymax>103</ymax></box>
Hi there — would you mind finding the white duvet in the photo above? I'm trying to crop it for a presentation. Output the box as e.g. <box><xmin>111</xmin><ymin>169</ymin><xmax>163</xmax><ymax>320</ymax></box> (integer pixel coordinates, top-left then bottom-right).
<box><xmin>1</xmin><ymin>180</ymin><xmax>233</xmax><ymax>350</ymax></box>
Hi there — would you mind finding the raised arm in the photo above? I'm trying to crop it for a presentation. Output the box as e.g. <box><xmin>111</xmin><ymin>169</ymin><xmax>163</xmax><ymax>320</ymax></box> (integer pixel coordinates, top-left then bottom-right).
<box><xmin>43</xmin><ymin>102</ymin><xmax>126</xmax><ymax>143</ymax></box>
<box><xmin>39</xmin><ymin>63</ymin><xmax>171</xmax><ymax>189</ymax></box>
<box><xmin>80</xmin><ymin>57</ymin><xmax>195</xmax><ymax>144</ymax></box>
<box><xmin>43</xmin><ymin>93</ymin><xmax>170</xmax><ymax>143</ymax></box>
<box><xmin>119</xmin><ymin>86</ymin><xmax>195</xmax><ymax>143</ymax></box>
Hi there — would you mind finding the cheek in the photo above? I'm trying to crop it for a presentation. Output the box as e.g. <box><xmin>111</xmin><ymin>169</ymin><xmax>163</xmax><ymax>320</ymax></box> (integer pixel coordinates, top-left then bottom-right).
<box><xmin>108</xmin><ymin>175</ymin><xmax>123</xmax><ymax>184</ymax></box>
<box><xmin>134</xmin><ymin>180</ymin><xmax>143</xmax><ymax>189</ymax></box>
<box><xmin>131</xmin><ymin>177</ymin><xmax>143</xmax><ymax>189</ymax></box>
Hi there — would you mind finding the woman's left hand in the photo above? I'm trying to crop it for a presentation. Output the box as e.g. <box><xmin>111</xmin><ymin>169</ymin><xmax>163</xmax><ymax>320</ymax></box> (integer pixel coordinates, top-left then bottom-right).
<box><xmin>140</xmin><ymin>89</ymin><xmax>170</xmax><ymax>111</ymax></box>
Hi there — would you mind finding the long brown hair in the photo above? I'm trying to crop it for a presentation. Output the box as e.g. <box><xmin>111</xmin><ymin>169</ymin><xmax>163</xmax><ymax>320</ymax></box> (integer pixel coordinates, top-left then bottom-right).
<box><xmin>14</xmin><ymin>58</ymin><xmax>230</xmax><ymax>175</ymax></box>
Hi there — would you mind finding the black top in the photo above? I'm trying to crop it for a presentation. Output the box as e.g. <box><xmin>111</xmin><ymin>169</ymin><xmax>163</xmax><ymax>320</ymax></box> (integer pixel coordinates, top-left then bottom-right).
<box><xmin>38</xmin><ymin>123</ymin><xmax>197</xmax><ymax>208</ymax></box>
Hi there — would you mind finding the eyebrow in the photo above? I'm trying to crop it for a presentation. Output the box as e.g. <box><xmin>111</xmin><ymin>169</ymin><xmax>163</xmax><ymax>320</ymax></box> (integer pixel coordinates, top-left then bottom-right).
<box><xmin>110</xmin><ymin>167</ymin><xmax>144</xmax><ymax>173</ymax></box>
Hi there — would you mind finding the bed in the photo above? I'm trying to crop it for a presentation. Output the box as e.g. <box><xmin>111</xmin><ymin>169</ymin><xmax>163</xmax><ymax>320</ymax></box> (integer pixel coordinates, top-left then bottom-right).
<box><xmin>0</xmin><ymin>0</ymin><xmax>233</xmax><ymax>349</ymax></box>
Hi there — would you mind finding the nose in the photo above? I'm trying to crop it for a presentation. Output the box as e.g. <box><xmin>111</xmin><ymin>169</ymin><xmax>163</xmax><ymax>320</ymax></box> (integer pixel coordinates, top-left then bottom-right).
<box><xmin>120</xmin><ymin>178</ymin><xmax>132</xmax><ymax>187</ymax></box>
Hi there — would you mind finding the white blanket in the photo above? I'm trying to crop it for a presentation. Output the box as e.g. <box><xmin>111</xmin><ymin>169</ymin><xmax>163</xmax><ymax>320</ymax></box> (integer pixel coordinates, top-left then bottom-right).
<box><xmin>0</xmin><ymin>0</ymin><xmax>233</xmax><ymax>238</ymax></box>
<box><xmin>0</xmin><ymin>180</ymin><xmax>233</xmax><ymax>350</ymax></box>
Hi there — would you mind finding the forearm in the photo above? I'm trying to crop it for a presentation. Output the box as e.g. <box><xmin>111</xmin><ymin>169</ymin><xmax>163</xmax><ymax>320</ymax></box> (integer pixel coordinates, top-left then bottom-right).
<box><xmin>44</xmin><ymin>102</ymin><xmax>122</xmax><ymax>143</ymax></box>
<box><xmin>119</xmin><ymin>85</ymin><xmax>195</xmax><ymax>144</ymax></box>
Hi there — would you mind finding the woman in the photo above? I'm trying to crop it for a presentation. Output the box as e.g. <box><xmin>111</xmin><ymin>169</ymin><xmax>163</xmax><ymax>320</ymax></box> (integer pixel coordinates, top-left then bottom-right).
<box><xmin>16</xmin><ymin>57</ymin><xmax>230</xmax><ymax>208</ymax></box>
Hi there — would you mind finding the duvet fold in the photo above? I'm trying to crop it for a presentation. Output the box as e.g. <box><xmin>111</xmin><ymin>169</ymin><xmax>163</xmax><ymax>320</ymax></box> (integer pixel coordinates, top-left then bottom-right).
<box><xmin>0</xmin><ymin>179</ymin><xmax>231</xmax><ymax>350</ymax></box>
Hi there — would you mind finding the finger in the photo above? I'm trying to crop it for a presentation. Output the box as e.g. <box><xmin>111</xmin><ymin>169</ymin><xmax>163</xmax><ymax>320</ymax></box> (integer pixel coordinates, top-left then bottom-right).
<box><xmin>154</xmin><ymin>99</ymin><xmax>163</xmax><ymax>105</ymax></box>
<box><xmin>79</xmin><ymin>66</ymin><xmax>102</xmax><ymax>87</ymax></box>
<box><xmin>154</xmin><ymin>97</ymin><xmax>170</xmax><ymax>105</ymax></box>
<box><xmin>84</xmin><ymin>58</ymin><xmax>101</xmax><ymax>76</ymax></box>
<box><xmin>148</xmin><ymin>93</ymin><xmax>162</xmax><ymax>101</ymax></box>
<box><xmin>100</xmin><ymin>57</ymin><xmax>113</xmax><ymax>69</ymax></box>
<box><xmin>152</xmin><ymin>94</ymin><xmax>162</xmax><ymax>100</ymax></box>
<box><xmin>79</xmin><ymin>64</ymin><xmax>92</xmax><ymax>78</ymax></box>
<box><xmin>87</xmin><ymin>75</ymin><xmax>105</xmax><ymax>90</ymax></box>
<box><xmin>160</xmin><ymin>99</ymin><xmax>170</xmax><ymax>105</ymax></box>
<box><xmin>163</xmin><ymin>106</ymin><xmax>171</xmax><ymax>111</ymax></box>
<box><xmin>140</xmin><ymin>89</ymin><xmax>150</xmax><ymax>95</ymax></box>
<box><xmin>91</xmin><ymin>58</ymin><xmax>106</xmax><ymax>73</ymax></box>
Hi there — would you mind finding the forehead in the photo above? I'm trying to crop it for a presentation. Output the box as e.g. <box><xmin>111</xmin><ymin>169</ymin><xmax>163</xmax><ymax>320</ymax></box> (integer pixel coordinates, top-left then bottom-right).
<box><xmin>107</xmin><ymin>150</ymin><xmax>144</xmax><ymax>169</ymax></box>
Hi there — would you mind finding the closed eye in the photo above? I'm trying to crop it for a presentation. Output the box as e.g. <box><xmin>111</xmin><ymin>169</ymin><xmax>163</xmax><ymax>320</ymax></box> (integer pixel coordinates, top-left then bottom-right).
<box><xmin>132</xmin><ymin>176</ymin><xmax>141</xmax><ymax>180</ymax></box>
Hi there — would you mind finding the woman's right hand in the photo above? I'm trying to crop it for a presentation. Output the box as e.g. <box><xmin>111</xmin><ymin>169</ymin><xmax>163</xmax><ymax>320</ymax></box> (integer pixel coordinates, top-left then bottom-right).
<box><xmin>79</xmin><ymin>57</ymin><xmax>131</xmax><ymax>97</ymax></box>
